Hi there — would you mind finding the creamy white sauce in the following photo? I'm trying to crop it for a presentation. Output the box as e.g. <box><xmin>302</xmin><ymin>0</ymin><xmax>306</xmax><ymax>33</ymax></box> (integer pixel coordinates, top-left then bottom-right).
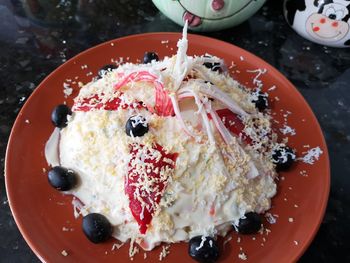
<box><xmin>45</xmin><ymin>127</ymin><xmax>60</xmax><ymax>167</ymax></box>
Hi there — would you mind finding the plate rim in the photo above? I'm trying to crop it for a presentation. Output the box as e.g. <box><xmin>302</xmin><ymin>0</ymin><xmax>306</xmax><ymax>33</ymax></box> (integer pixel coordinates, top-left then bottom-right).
<box><xmin>5</xmin><ymin>32</ymin><xmax>330</xmax><ymax>263</ymax></box>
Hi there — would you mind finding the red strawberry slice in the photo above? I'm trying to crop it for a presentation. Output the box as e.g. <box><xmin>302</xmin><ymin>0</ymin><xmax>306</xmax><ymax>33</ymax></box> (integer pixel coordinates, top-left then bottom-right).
<box><xmin>216</xmin><ymin>108</ymin><xmax>252</xmax><ymax>145</ymax></box>
<box><xmin>72</xmin><ymin>92</ymin><xmax>145</xmax><ymax>112</ymax></box>
<box><xmin>125</xmin><ymin>143</ymin><xmax>178</xmax><ymax>234</ymax></box>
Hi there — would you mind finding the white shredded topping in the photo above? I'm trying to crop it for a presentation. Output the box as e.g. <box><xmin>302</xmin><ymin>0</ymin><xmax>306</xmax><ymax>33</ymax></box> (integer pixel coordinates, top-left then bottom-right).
<box><xmin>130</xmin><ymin>115</ymin><xmax>148</xmax><ymax>128</ymax></box>
<box><xmin>246</xmin><ymin>68</ymin><xmax>267</xmax><ymax>89</ymax></box>
<box><xmin>111</xmin><ymin>242</ymin><xmax>125</xmax><ymax>251</ymax></box>
<box><xmin>223</xmin><ymin>236</ymin><xmax>232</xmax><ymax>245</ymax></box>
<box><xmin>272</xmin><ymin>144</ymin><xmax>296</xmax><ymax>164</ymax></box>
<box><xmin>238</xmin><ymin>252</ymin><xmax>247</xmax><ymax>260</ymax></box>
<box><xmin>129</xmin><ymin>238</ymin><xmax>139</xmax><ymax>259</ymax></box>
<box><xmin>265</xmin><ymin>213</ymin><xmax>277</xmax><ymax>224</ymax></box>
<box><xmin>159</xmin><ymin>245</ymin><xmax>171</xmax><ymax>261</ymax></box>
<box><xmin>196</xmin><ymin>236</ymin><xmax>207</xmax><ymax>251</ymax></box>
<box><xmin>279</xmin><ymin>124</ymin><xmax>296</xmax><ymax>136</ymax></box>
<box><xmin>63</xmin><ymin>82</ymin><xmax>73</xmax><ymax>97</ymax></box>
<box><xmin>298</xmin><ymin>147</ymin><xmax>323</xmax><ymax>164</ymax></box>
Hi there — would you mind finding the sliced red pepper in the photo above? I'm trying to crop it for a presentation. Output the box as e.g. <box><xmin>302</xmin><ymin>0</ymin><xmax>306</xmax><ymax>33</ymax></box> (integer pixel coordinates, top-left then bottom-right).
<box><xmin>72</xmin><ymin>92</ymin><xmax>144</xmax><ymax>112</ymax></box>
<box><xmin>216</xmin><ymin>108</ymin><xmax>252</xmax><ymax>145</ymax></box>
<box><xmin>125</xmin><ymin>143</ymin><xmax>178</xmax><ymax>234</ymax></box>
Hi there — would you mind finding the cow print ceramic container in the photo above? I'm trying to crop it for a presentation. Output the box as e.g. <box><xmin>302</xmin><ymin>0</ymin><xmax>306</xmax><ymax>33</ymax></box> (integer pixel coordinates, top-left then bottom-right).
<box><xmin>152</xmin><ymin>0</ymin><xmax>266</xmax><ymax>32</ymax></box>
<box><xmin>284</xmin><ymin>0</ymin><xmax>350</xmax><ymax>47</ymax></box>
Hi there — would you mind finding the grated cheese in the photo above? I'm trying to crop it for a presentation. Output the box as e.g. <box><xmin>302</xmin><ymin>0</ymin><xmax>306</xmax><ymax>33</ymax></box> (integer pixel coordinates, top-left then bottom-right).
<box><xmin>111</xmin><ymin>242</ymin><xmax>124</xmax><ymax>251</ymax></box>
<box><xmin>265</xmin><ymin>213</ymin><xmax>277</xmax><ymax>224</ymax></box>
<box><xmin>246</xmin><ymin>68</ymin><xmax>267</xmax><ymax>89</ymax></box>
<box><xmin>63</xmin><ymin>82</ymin><xmax>73</xmax><ymax>97</ymax></box>
<box><xmin>223</xmin><ymin>236</ymin><xmax>232</xmax><ymax>246</ymax></box>
<box><xmin>129</xmin><ymin>238</ymin><xmax>139</xmax><ymax>259</ymax></box>
<box><xmin>238</xmin><ymin>252</ymin><xmax>247</xmax><ymax>260</ymax></box>
<box><xmin>195</xmin><ymin>236</ymin><xmax>207</xmax><ymax>251</ymax></box>
<box><xmin>298</xmin><ymin>147</ymin><xmax>323</xmax><ymax>164</ymax></box>
<box><xmin>279</xmin><ymin>124</ymin><xmax>296</xmax><ymax>136</ymax></box>
<box><xmin>268</xmin><ymin>85</ymin><xmax>276</xmax><ymax>91</ymax></box>
<box><xmin>159</xmin><ymin>245</ymin><xmax>171</xmax><ymax>261</ymax></box>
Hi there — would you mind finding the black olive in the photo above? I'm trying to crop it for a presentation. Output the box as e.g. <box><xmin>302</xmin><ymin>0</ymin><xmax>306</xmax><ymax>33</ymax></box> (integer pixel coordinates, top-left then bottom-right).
<box><xmin>188</xmin><ymin>236</ymin><xmax>219</xmax><ymax>263</ymax></box>
<box><xmin>235</xmin><ymin>212</ymin><xmax>262</xmax><ymax>234</ymax></box>
<box><xmin>251</xmin><ymin>91</ymin><xmax>269</xmax><ymax>111</ymax></box>
<box><xmin>48</xmin><ymin>166</ymin><xmax>78</xmax><ymax>191</ymax></box>
<box><xmin>51</xmin><ymin>104</ymin><xmax>72</xmax><ymax>128</ymax></box>
<box><xmin>272</xmin><ymin>145</ymin><xmax>296</xmax><ymax>171</ymax></box>
<box><xmin>97</xmin><ymin>64</ymin><xmax>117</xmax><ymax>78</ymax></box>
<box><xmin>143</xmin><ymin>52</ymin><xmax>159</xmax><ymax>64</ymax></box>
<box><xmin>328</xmin><ymin>14</ymin><xmax>336</xmax><ymax>20</ymax></box>
<box><xmin>203</xmin><ymin>62</ymin><xmax>221</xmax><ymax>72</ymax></box>
<box><xmin>82</xmin><ymin>213</ymin><xmax>113</xmax><ymax>243</ymax></box>
<box><xmin>125</xmin><ymin>115</ymin><xmax>149</xmax><ymax>137</ymax></box>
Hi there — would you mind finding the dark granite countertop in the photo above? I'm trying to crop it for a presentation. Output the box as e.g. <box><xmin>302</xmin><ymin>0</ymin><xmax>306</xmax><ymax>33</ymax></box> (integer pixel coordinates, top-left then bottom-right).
<box><xmin>1</xmin><ymin>0</ymin><xmax>349</xmax><ymax>262</ymax></box>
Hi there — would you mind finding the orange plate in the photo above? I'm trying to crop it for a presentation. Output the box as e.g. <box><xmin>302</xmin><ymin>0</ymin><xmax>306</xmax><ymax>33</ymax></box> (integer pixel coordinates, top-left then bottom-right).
<box><xmin>5</xmin><ymin>33</ymin><xmax>330</xmax><ymax>263</ymax></box>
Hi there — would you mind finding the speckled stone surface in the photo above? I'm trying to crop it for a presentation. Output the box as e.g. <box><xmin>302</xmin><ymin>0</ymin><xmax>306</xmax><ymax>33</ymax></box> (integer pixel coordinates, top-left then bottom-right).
<box><xmin>0</xmin><ymin>0</ymin><xmax>349</xmax><ymax>262</ymax></box>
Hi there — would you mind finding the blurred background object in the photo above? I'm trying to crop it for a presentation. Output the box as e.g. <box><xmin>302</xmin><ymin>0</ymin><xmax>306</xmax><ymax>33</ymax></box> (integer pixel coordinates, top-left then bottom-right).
<box><xmin>152</xmin><ymin>0</ymin><xmax>266</xmax><ymax>31</ymax></box>
<box><xmin>20</xmin><ymin>0</ymin><xmax>77</xmax><ymax>26</ymax></box>
<box><xmin>284</xmin><ymin>0</ymin><xmax>350</xmax><ymax>48</ymax></box>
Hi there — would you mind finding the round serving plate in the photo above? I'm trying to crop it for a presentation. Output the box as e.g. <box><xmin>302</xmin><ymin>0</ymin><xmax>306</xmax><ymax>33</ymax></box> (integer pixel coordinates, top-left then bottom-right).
<box><xmin>5</xmin><ymin>32</ymin><xmax>330</xmax><ymax>263</ymax></box>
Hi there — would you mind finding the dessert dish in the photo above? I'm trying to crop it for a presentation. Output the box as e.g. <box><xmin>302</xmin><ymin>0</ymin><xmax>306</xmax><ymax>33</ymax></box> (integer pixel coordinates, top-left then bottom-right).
<box><xmin>45</xmin><ymin>22</ymin><xmax>295</xmax><ymax>261</ymax></box>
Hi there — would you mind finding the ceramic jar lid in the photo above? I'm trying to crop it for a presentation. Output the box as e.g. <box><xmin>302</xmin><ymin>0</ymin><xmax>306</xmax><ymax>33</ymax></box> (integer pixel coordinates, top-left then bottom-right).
<box><xmin>284</xmin><ymin>0</ymin><xmax>350</xmax><ymax>48</ymax></box>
